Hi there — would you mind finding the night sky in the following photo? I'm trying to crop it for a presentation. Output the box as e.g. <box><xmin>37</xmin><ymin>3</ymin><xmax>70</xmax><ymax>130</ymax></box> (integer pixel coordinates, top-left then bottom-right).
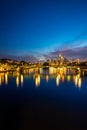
<box><xmin>1</xmin><ymin>0</ymin><xmax>87</xmax><ymax>61</ymax></box>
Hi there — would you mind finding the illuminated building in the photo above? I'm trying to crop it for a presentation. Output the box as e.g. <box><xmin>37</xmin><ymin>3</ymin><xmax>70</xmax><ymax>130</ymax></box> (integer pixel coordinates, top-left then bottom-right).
<box><xmin>49</xmin><ymin>67</ymin><xmax>54</xmax><ymax>75</ymax></box>
<box><xmin>49</xmin><ymin>67</ymin><xmax>56</xmax><ymax>75</ymax></box>
<box><xmin>77</xmin><ymin>59</ymin><xmax>80</xmax><ymax>64</ymax></box>
<box><xmin>59</xmin><ymin>53</ymin><xmax>63</xmax><ymax>65</ymax></box>
<box><xmin>16</xmin><ymin>67</ymin><xmax>20</xmax><ymax>72</ymax></box>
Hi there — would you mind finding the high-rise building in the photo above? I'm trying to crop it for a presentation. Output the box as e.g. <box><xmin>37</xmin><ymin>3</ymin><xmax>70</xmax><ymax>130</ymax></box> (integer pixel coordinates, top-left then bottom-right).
<box><xmin>59</xmin><ymin>53</ymin><xmax>63</xmax><ymax>65</ymax></box>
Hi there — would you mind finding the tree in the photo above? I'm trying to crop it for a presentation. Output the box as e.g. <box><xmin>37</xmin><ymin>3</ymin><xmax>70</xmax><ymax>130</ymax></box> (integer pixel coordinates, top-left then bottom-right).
<box><xmin>43</xmin><ymin>62</ymin><xmax>49</xmax><ymax>66</ymax></box>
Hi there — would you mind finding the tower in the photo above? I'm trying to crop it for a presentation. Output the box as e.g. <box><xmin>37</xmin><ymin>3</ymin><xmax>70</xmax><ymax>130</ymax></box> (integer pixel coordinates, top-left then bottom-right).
<box><xmin>59</xmin><ymin>53</ymin><xmax>63</xmax><ymax>65</ymax></box>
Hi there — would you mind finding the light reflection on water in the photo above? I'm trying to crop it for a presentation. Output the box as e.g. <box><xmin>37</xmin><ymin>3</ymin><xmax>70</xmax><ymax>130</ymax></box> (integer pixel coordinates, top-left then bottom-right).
<box><xmin>0</xmin><ymin>67</ymin><xmax>83</xmax><ymax>88</ymax></box>
<box><xmin>0</xmin><ymin>67</ymin><xmax>87</xmax><ymax>129</ymax></box>
<box><xmin>35</xmin><ymin>74</ymin><xmax>40</xmax><ymax>87</ymax></box>
<box><xmin>73</xmin><ymin>74</ymin><xmax>82</xmax><ymax>88</ymax></box>
<box><xmin>46</xmin><ymin>75</ymin><xmax>49</xmax><ymax>83</ymax></box>
<box><xmin>20</xmin><ymin>74</ymin><xmax>24</xmax><ymax>87</ymax></box>
<box><xmin>16</xmin><ymin>76</ymin><xmax>19</xmax><ymax>87</ymax></box>
<box><xmin>5</xmin><ymin>73</ymin><xmax>8</xmax><ymax>85</ymax></box>
<box><xmin>0</xmin><ymin>75</ymin><xmax>1</xmax><ymax>86</ymax></box>
<box><xmin>67</xmin><ymin>75</ymin><xmax>70</xmax><ymax>82</ymax></box>
<box><xmin>56</xmin><ymin>74</ymin><xmax>60</xmax><ymax>86</ymax></box>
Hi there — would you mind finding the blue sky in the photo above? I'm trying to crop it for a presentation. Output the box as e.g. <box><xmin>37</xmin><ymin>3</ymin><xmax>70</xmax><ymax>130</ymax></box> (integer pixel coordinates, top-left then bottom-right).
<box><xmin>0</xmin><ymin>0</ymin><xmax>87</xmax><ymax>61</ymax></box>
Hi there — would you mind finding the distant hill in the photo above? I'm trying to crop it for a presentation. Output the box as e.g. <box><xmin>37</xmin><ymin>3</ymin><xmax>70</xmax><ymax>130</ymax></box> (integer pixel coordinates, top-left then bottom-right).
<box><xmin>0</xmin><ymin>58</ymin><xmax>19</xmax><ymax>64</ymax></box>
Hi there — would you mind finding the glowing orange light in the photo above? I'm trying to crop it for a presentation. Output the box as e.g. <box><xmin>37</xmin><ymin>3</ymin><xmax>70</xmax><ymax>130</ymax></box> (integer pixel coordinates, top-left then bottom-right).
<box><xmin>21</xmin><ymin>74</ymin><xmax>23</xmax><ymax>86</ymax></box>
<box><xmin>78</xmin><ymin>78</ymin><xmax>82</xmax><ymax>88</ymax></box>
<box><xmin>56</xmin><ymin>75</ymin><xmax>59</xmax><ymax>86</ymax></box>
<box><xmin>62</xmin><ymin>75</ymin><xmax>64</xmax><ymax>83</ymax></box>
<box><xmin>67</xmin><ymin>75</ymin><xmax>70</xmax><ymax>82</ymax></box>
<box><xmin>46</xmin><ymin>75</ymin><xmax>49</xmax><ymax>83</ymax></box>
<box><xmin>5</xmin><ymin>73</ymin><xmax>8</xmax><ymax>85</ymax></box>
<box><xmin>16</xmin><ymin>76</ymin><xmax>19</xmax><ymax>87</ymax></box>
<box><xmin>35</xmin><ymin>74</ymin><xmax>40</xmax><ymax>87</ymax></box>
<box><xmin>73</xmin><ymin>75</ymin><xmax>75</xmax><ymax>83</ymax></box>
<box><xmin>75</xmin><ymin>76</ymin><xmax>78</xmax><ymax>86</ymax></box>
<box><xmin>0</xmin><ymin>76</ymin><xmax>1</xmax><ymax>86</ymax></box>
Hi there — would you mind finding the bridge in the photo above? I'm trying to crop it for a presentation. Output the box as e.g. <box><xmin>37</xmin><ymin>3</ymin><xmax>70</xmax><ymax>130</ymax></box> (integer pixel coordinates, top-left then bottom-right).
<box><xmin>0</xmin><ymin>65</ymin><xmax>87</xmax><ymax>73</ymax></box>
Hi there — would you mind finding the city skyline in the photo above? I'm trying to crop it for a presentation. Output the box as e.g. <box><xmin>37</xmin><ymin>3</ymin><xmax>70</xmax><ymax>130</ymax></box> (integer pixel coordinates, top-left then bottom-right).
<box><xmin>1</xmin><ymin>0</ymin><xmax>87</xmax><ymax>61</ymax></box>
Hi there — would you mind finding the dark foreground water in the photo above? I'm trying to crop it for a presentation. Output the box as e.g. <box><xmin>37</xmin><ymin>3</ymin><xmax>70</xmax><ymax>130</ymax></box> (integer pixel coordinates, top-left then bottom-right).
<box><xmin>0</xmin><ymin>68</ymin><xmax>87</xmax><ymax>130</ymax></box>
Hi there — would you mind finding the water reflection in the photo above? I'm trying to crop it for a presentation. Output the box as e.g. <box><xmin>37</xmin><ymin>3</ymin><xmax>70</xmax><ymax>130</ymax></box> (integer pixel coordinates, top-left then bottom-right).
<box><xmin>78</xmin><ymin>78</ymin><xmax>81</xmax><ymax>88</ymax></box>
<box><xmin>16</xmin><ymin>76</ymin><xmax>19</xmax><ymax>87</ymax></box>
<box><xmin>5</xmin><ymin>73</ymin><xmax>8</xmax><ymax>85</ymax></box>
<box><xmin>2</xmin><ymin>75</ymin><xmax>4</xmax><ymax>84</ymax></box>
<box><xmin>67</xmin><ymin>75</ymin><xmax>70</xmax><ymax>82</ymax></box>
<box><xmin>56</xmin><ymin>74</ymin><xmax>60</xmax><ymax>86</ymax></box>
<box><xmin>35</xmin><ymin>74</ymin><xmax>40</xmax><ymax>87</ymax></box>
<box><xmin>0</xmin><ymin>75</ymin><xmax>1</xmax><ymax>86</ymax></box>
<box><xmin>0</xmin><ymin>73</ymin><xmax>4</xmax><ymax>86</ymax></box>
<box><xmin>20</xmin><ymin>74</ymin><xmax>24</xmax><ymax>87</ymax></box>
<box><xmin>62</xmin><ymin>75</ymin><xmax>64</xmax><ymax>83</ymax></box>
<box><xmin>40</xmin><ymin>68</ymin><xmax>43</xmax><ymax>74</ymax></box>
<box><xmin>73</xmin><ymin>74</ymin><xmax>82</xmax><ymax>88</ymax></box>
<box><xmin>0</xmin><ymin>67</ymin><xmax>83</xmax><ymax>88</ymax></box>
<box><xmin>46</xmin><ymin>75</ymin><xmax>49</xmax><ymax>83</ymax></box>
<box><xmin>82</xmin><ymin>71</ymin><xmax>84</xmax><ymax>77</ymax></box>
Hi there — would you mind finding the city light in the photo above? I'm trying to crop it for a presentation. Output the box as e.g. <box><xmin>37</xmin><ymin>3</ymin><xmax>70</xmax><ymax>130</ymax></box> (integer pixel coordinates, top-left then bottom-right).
<box><xmin>0</xmin><ymin>64</ymin><xmax>84</xmax><ymax>89</ymax></box>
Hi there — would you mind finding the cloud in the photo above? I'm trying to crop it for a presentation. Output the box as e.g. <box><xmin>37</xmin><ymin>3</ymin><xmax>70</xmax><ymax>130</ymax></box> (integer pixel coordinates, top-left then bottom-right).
<box><xmin>0</xmin><ymin>29</ymin><xmax>87</xmax><ymax>62</ymax></box>
<box><xmin>59</xmin><ymin>29</ymin><xmax>87</xmax><ymax>50</ymax></box>
<box><xmin>43</xmin><ymin>45</ymin><xmax>87</xmax><ymax>60</ymax></box>
<box><xmin>41</xmin><ymin>30</ymin><xmax>87</xmax><ymax>58</ymax></box>
<box><xmin>0</xmin><ymin>45</ymin><xmax>87</xmax><ymax>62</ymax></box>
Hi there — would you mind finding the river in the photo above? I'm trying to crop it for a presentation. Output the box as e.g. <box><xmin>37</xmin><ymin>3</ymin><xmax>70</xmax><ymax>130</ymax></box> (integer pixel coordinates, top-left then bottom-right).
<box><xmin>0</xmin><ymin>67</ymin><xmax>87</xmax><ymax>130</ymax></box>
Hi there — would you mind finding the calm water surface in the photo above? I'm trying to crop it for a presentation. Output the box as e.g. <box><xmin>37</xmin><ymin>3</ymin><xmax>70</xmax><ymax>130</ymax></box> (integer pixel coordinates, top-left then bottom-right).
<box><xmin>0</xmin><ymin>67</ymin><xmax>87</xmax><ymax>129</ymax></box>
